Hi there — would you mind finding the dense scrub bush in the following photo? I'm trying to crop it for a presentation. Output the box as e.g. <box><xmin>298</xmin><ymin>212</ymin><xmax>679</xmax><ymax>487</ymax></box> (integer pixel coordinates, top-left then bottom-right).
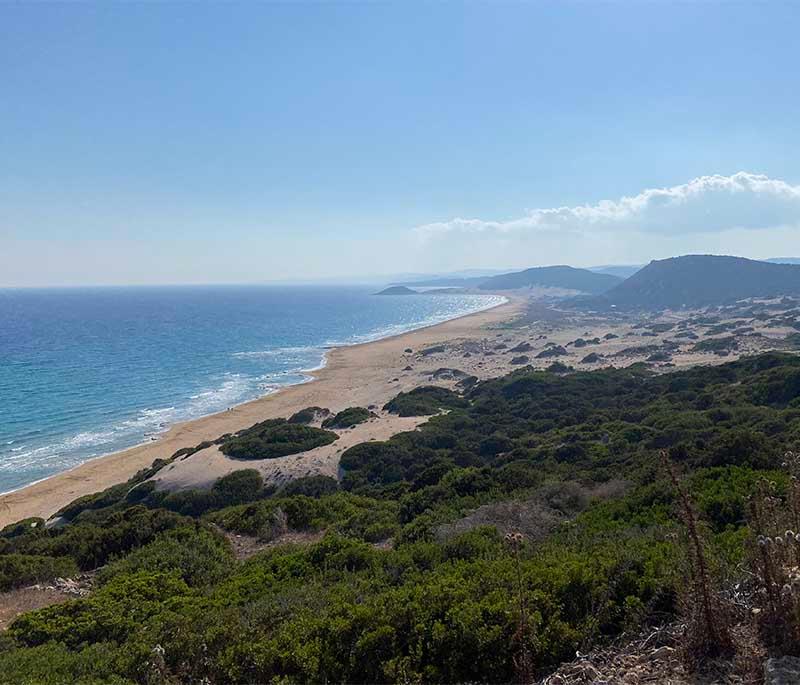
<box><xmin>0</xmin><ymin>554</ymin><xmax>78</xmax><ymax>591</ymax></box>
<box><xmin>138</xmin><ymin>470</ymin><xmax>270</xmax><ymax>517</ymax></box>
<box><xmin>96</xmin><ymin>524</ymin><xmax>233</xmax><ymax>587</ymax></box>
<box><xmin>693</xmin><ymin>336</ymin><xmax>739</xmax><ymax>353</ymax></box>
<box><xmin>10</xmin><ymin>571</ymin><xmax>191</xmax><ymax>649</ymax></box>
<box><xmin>279</xmin><ymin>475</ymin><xmax>339</xmax><ymax>498</ymax></box>
<box><xmin>322</xmin><ymin>406</ymin><xmax>372</xmax><ymax>428</ymax></box>
<box><xmin>383</xmin><ymin>386</ymin><xmax>468</xmax><ymax>416</ymax></box>
<box><xmin>207</xmin><ymin>492</ymin><xmax>399</xmax><ymax>543</ymax></box>
<box><xmin>287</xmin><ymin>406</ymin><xmax>330</xmax><ymax>424</ymax></box>
<box><xmin>1</xmin><ymin>506</ymin><xmax>188</xmax><ymax>570</ymax></box>
<box><xmin>0</xmin><ymin>517</ymin><xmax>45</xmax><ymax>540</ymax></box>
<box><xmin>221</xmin><ymin>419</ymin><xmax>338</xmax><ymax>459</ymax></box>
<box><xmin>213</xmin><ymin>469</ymin><xmax>264</xmax><ymax>504</ymax></box>
<box><xmin>55</xmin><ymin>482</ymin><xmax>133</xmax><ymax>521</ymax></box>
<box><xmin>0</xmin><ymin>642</ymin><xmax>132</xmax><ymax>685</ymax></box>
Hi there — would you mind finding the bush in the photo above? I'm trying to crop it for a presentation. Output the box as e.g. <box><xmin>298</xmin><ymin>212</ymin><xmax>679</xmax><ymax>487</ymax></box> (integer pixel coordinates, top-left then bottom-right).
<box><xmin>383</xmin><ymin>386</ymin><xmax>468</xmax><ymax>416</ymax></box>
<box><xmin>536</xmin><ymin>345</ymin><xmax>567</xmax><ymax>358</ymax></box>
<box><xmin>288</xmin><ymin>406</ymin><xmax>330</xmax><ymax>424</ymax></box>
<box><xmin>322</xmin><ymin>407</ymin><xmax>372</xmax><ymax>429</ymax></box>
<box><xmin>4</xmin><ymin>506</ymin><xmax>188</xmax><ymax>570</ymax></box>
<box><xmin>1</xmin><ymin>518</ymin><xmax>45</xmax><ymax>539</ymax></box>
<box><xmin>280</xmin><ymin>475</ymin><xmax>339</xmax><ymax>498</ymax></box>
<box><xmin>55</xmin><ymin>482</ymin><xmax>132</xmax><ymax>521</ymax></box>
<box><xmin>213</xmin><ymin>469</ymin><xmax>264</xmax><ymax>504</ymax></box>
<box><xmin>10</xmin><ymin>571</ymin><xmax>191</xmax><ymax>648</ymax></box>
<box><xmin>0</xmin><ymin>642</ymin><xmax>131</xmax><ymax>685</ymax></box>
<box><xmin>221</xmin><ymin>420</ymin><xmax>338</xmax><ymax>459</ymax></box>
<box><xmin>97</xmin><ymin>525</ymin><xmax>233</xmax><ymax>587</ymax></box>
<box><xmin>693</xmin><ymin>337</ymin><xmax>738</xmax><ymax>353</ymax></box>
<box><xmin>0</xmin><ymin>554</ymin><xmax>78</xmax><ymax>591</ymax></box>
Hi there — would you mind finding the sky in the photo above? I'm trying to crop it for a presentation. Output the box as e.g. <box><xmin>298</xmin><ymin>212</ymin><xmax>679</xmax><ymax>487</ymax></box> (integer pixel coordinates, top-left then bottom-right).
<box><xmin>2</xmin><ymin>2</ymin><xmax>800</xmax><ymax>287</ymax></box>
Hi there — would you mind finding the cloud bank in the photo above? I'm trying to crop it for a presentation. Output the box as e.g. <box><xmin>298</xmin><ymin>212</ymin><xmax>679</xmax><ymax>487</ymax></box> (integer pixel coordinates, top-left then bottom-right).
<box><xmin>414</xmin><ymin>172</ymin><xmax>800</xmax><ymax>242</ymax></box>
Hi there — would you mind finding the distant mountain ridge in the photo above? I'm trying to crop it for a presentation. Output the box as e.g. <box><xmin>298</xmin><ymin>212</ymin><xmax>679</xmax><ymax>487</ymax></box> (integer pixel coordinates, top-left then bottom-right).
<box><xmin>477</xmin><ymin>265</ymin><xmax>622</xmax><ymax>294</ymax></box>
<box><xmin>591</xmin><ymin>255</ymin><xmax>800</xmax><ymax>309</ymax></box>
<box><xmin>394</xmin><ymin>265</ymin><xmax>622</xmax><ymax>293</ymax></box>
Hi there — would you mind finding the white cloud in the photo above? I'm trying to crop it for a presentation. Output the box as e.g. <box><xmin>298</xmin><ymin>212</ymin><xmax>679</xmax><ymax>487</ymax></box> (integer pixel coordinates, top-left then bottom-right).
<box><xmin>414</xmin><ymin>172</ymin><xmax>800</xmax><ymax>241</ymax></box>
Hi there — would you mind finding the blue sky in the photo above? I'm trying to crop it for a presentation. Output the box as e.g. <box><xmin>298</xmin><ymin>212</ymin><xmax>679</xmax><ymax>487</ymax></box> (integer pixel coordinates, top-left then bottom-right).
<box><xmin>2</xmin><ymin>2</ymin><xmax>800</xmax><ymax>286</ymax></box>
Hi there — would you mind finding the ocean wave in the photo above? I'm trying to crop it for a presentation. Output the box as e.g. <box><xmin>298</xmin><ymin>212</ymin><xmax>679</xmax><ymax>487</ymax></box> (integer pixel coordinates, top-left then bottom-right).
<box><xmin>324</xmin><ymin>294</ymin><xmax>506</xmax><ymax>347</ymax></box>
<box><xmin>232</xmin><ymin>346</ymin><xmax>322</xmax><ymax>360</ymax></box>
<box><xmin>0</xmin><ymin>373</ymin><xmax>262</xmax><ymax>477</ymax></box>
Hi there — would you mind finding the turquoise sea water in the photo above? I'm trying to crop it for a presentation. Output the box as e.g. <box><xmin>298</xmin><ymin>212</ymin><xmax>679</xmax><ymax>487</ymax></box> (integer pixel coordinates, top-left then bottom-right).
<box><xmin>0</xmin><ymin>285</ymin><xmax>503</xmax><ymax>494</ymax></box>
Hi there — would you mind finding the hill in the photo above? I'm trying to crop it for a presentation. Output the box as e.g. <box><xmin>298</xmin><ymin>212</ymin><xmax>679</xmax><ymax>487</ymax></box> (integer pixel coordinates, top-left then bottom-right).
<box><xmin>595</xmin><ymin>254</ymin><xmax>800</xmax><ymax>309</ymax></box>
<box><xmin>374</xmin><ymin>285</ymin><xmax>418</xmax><ymax>295</ymax></box>
<box><xmin>477</xmin><ymin>265</ymin><xmax>622</xmax><ymax>293</ymax></box>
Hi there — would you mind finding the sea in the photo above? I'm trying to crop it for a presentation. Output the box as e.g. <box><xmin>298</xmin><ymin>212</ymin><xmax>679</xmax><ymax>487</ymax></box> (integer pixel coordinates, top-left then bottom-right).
<box><xmin>0</xmin><ymin>285</ymin><xmax>504</xmax><ymax>494</ymax></box>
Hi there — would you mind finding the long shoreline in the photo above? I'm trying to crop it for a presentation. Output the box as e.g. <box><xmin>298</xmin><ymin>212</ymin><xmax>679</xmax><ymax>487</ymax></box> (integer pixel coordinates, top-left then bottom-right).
<box><xmin>0</xmin><ymin>295</ymin><xmax>520</xmax><ymax>527</ymax></box>
<box><xmin>0</xmin><ymin>294</ymin><xmax>506</xmax><ymax>500</ymax></box>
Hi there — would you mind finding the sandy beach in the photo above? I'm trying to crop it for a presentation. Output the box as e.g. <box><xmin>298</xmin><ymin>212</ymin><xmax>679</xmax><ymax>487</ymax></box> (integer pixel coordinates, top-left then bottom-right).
<box><xmin>0</xmin><ymin>296</ymin><xmax>524</xmax><ymax>526</ymax></box>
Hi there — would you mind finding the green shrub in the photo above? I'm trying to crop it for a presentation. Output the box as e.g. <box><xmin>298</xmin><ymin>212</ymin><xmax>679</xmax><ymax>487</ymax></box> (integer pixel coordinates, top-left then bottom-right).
<box><xmin>322</xmin><ymin>407</ymin><xmax>372</xmax><ymax>429</ymax></box>
<box><xmin>55</xmin><ymin>482</ymin><xmax>132</xmax><ymax>521</ymax></box>
<box><xmin>383</xmin><ymin>386</ymin><xmax>468</xmax><ymax>416</ymax></box>
<box><xmin>221</xmin><ymin>420</ymin><xmax>338</xmax><ymax>459</ymax></box>
<box><xmin>4</xmin><ymin>506</ymin><xmax>188</xmax><ymax>570</ymax></box>
<box><xmin>10</xmin><ymin>571</ymin><xmax>191</xmax><ymax>648</ymax></box>
<box><xmin>288</xmin><ymin>406</ymin><xmax>329</xmax><ymax>424</ymax></box>
<box><xmin>0</xmin><ymin>554</ymin><xmax>78</xmax><ymax>591</ymax></box>
<box><xmin>213</xmin><ymin>469</ymin><xmax>264</xmax><ymax>504</ymax></box>
<box><xmin>693</xmin><ymin>336</ymin><xmax>738</xmax><ymax>353</ymax></box>
<box><xmin>280</xmin><ymin>475</ymin><xmax>339</xmax><ymax>498</ymax></box>
<box><xmin>97</xmin><ymin>525</ymin><xmax>233</xmax><ymax>587</ymax></box>
<box><xmin>0</xmin><ymin>641</ymin><xmax>132</xmax><ymax>685</ymax></box>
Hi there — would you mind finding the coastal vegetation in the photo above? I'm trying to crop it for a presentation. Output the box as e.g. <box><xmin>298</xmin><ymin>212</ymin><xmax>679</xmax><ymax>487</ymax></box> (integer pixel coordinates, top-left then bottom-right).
<box><xmin>287</xmin><ymin>406</ymin><xmax>330</xmax><ymax>425</ymax></box>
<box><xmin>321</xmin><ymin>407</ymin><xmax>372</xmax><ymax>429</ymax></box>
<box><xmin>1</xmin><ymin>353</ymin><xmax>800</xmax><ymax>681</ymax></box>
<box><xmin>382</xmin><ymin>386</ymin><xmax>468</xmax><ymax>416</ymax></box>
<box><xmin>220</xmin><ymin>419</ymin><xmax>338</xmax><ymax>460</ymax></box>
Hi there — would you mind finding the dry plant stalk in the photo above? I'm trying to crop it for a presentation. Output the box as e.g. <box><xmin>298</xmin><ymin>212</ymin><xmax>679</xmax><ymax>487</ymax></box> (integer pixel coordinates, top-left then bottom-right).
<box><xmin>660</xmin><ymin>450</ymin><xmax>733</xmax><ymax>662</ymax></box>
<box><xmin>505</xmin><ymin>531</ymin><xmax>535</xmax><ymax>683</ymax></box>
